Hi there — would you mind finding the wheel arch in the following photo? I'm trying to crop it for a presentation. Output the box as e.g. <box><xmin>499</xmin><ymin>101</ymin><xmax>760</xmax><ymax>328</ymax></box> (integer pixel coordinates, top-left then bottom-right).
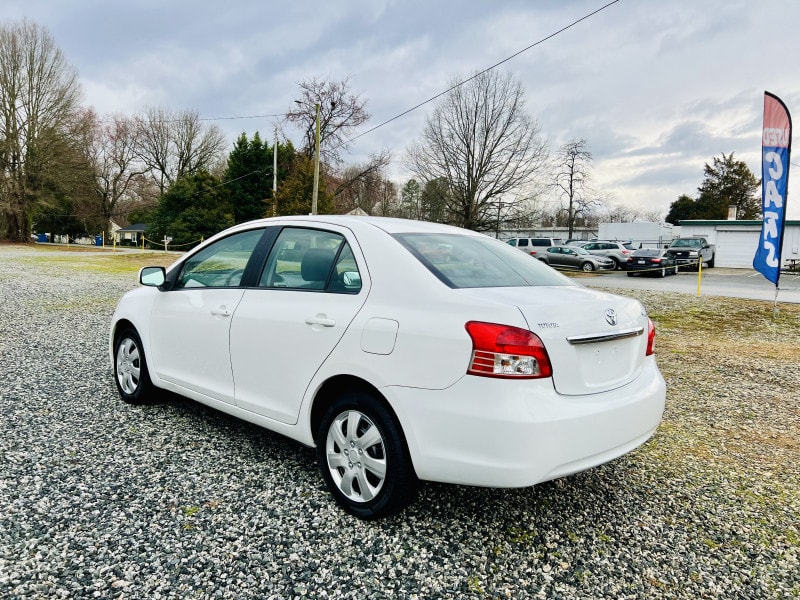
<box><xmin>310</xmin><ymin>375</ymin><xmax>413</xmax><ymax>467</ymax></box>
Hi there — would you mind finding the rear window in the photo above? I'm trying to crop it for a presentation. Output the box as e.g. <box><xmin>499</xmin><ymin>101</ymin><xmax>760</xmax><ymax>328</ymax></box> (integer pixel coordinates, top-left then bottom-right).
<box><xmin>395</xmin><ymin>233</ymin><xmax>573</xmax><ymax>289</ymax></box>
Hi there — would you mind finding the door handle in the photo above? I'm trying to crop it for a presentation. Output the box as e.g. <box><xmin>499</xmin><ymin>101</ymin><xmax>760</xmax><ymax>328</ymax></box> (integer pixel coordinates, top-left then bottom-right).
<box><xmin>211</xmin><ymin>307</ymin><xmax>232</xmax><ymax>317</ymax></box>
<box><xmin>305</xmin><ymin>316</ymin><xmax>336</xmax><ymax>327</ymax></box>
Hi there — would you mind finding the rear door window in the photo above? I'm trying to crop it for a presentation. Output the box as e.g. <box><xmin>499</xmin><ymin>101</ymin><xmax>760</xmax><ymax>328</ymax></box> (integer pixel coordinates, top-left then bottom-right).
<box><xmin>259</xmin><ymin>227</ymin><xmax>362</xmax><ymax>293</ymax></box>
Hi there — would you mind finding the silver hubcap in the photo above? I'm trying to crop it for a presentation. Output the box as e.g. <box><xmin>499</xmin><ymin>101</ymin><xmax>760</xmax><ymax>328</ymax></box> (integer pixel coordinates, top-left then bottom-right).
<box><xmin>325</xmin><ymin>410</ymin><xmax>387</xmax><ymax>503</ymax></box>
<box><xmin>116</xmin><ymin>338</ymin><xmax>141</xmax><ymax>395</ymax></box>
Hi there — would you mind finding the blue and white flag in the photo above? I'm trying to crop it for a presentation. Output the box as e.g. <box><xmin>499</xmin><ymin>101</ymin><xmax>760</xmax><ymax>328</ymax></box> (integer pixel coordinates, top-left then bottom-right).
<box><xmin>753</xmin><ymin>92</ymin><xmax>792</xmax><ymax>286</ymax></box>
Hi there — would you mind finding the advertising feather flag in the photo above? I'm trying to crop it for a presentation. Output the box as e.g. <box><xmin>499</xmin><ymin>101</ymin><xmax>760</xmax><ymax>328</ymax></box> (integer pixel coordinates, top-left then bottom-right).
<box><xmin>753</xmin><ymin>92</ymin><xmax>792</xmax><ymax>287</ymax></box>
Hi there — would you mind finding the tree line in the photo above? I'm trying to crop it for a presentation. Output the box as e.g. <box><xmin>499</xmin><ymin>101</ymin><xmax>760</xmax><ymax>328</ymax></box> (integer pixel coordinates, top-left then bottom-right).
<box><xmin>2</xmin><ymin>19</ymin><xmax>758</xmax><ymax>247</ymax></box>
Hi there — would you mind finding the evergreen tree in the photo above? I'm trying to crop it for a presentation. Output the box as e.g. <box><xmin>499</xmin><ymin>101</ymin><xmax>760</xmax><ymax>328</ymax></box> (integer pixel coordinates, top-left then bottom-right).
<box><xmin>665</xmin><ymin>194</ymin><xmax>697</xmax><ymax>225</ymax></box>
<box><xmin>695</xmin><ymin>153</ymin><xmax>760</xmax><ymax>220</ymax></box>
<box><xmin>665</xmin><ymin>153</ymin><xmax>761</xmax><ymax>224</ymax></box>
<box><xmin>148</xmin><ymin>171</ymin><xmax>234</xmax><ymax>246</ymax></box>
<box><xmin>275</xmin><ymin>155</ymin><xmax>334</xmax><ymax>216</ymax></box>
<box><xmin>224</xmin><ymin>132</ymin><xmax>297</xmax><ymax>222</ymax></box>
<box><xmin>225</xmin><ymin>132</ymin><xmax>270</xmax><ymax>223</ymax></box>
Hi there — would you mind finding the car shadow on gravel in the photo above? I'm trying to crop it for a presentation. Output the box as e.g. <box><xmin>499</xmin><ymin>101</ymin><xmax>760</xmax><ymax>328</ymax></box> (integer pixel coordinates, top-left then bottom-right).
<box><xmin>128</xmin><ymin>389</ymin><xmax>644</xmax><ymax>525</ymax></box>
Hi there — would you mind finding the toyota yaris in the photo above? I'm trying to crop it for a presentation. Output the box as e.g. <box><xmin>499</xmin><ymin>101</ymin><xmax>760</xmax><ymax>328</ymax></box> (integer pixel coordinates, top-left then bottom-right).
<box><xmin>111</xmin><ymin>216</ymin><xmax>666</xmax><ymax>519</ymax></box>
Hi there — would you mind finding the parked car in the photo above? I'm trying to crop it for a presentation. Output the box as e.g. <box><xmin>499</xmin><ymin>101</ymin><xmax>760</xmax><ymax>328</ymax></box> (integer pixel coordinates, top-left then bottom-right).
<box><xmin>111</xmin><ymin>216</ymin><xmax>665</xmax><ymax>519</ymax></box>
<box><xmin>665</xmin><ymin>237</ymin><xmax>716</xmax><ymax>270</ymax></box>
<box><xmin>581</xmin><ymin>241</ymin><xmax>636</xmax><ymax>270</ymax></box>
<box><xmin>506</xmin><ymin>237</ymin><xmax>564</xmax><ymax>257</ymax></box>
<box><xmin>538</xmin><ymin>245</ymin><xmax>616</xmax><ymax>272</ymax></box>
<box><xmin>565</xmin><ymin>239</ymin><xmax>588</xmax><ymax>247</ymax></box>
<box><xmin>626</xmin><ymin>249</ymin><xmax>679</xmax><ymax>277</ymax></box>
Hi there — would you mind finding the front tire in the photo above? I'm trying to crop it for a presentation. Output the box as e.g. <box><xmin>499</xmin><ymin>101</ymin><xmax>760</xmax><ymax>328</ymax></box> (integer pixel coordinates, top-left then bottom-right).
<box><xmin>581</xmin><ymin>262</ymin><xmax>595</xmax><ymax>272</ymax></box>
<box><xmin>113</xmin><ymin>327</ymin><xmax>155</xmax><ymax>404</ymax></box>
<box><xmin>317</xmin><ymin>392</ymin><xmax>417</xmax><ymax>519</ymax></box>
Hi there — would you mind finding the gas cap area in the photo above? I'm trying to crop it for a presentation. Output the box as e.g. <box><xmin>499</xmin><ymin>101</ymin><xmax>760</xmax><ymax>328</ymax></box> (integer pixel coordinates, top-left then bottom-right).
<box><xmin>361</xmin><ymin>318</ymin><xmax>399</xmax><ymax>355</ymax></box>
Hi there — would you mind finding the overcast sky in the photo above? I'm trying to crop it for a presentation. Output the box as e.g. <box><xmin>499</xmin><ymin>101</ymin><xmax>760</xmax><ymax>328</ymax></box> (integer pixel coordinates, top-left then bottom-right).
<box><xmin>4</xmin><ymin>0</ymin><xmax>800</xmax><ymax>219</ymax></box>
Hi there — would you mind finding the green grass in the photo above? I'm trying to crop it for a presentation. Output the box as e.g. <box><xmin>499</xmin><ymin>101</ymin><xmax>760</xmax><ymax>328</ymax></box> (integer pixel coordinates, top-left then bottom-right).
<box><xmin>16</xmin><ymin>245</ymin><xmax>180</xmax><ymax>275</ymax></box>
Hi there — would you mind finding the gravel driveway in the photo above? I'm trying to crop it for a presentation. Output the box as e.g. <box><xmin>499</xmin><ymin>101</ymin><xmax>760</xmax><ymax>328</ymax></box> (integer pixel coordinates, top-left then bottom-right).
<box><xmin>1</xmin><ymin>245</ymin><xmax>798</xmax><ymax>599</ymax></box>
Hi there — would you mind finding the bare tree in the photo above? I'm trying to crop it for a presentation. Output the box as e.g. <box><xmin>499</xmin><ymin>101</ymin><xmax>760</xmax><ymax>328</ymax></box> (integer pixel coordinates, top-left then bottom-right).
<box><xmin>88</xmin><ymin>112</ymin><xmax>151</xmax><ymax>236</ymax></box>
<box><xmin>134</xmin><ymin>106</ymin><xmax>227</xmax><ymax>195</ymax></box>
<box><xmin>285</xmin><ymin>77</ymin><xmax>370</xmax><ymax>164</ymax></box>
<box><xmin>0</xmin><ymin>20</ymin><xmax>82</xmax><ymax>241</ymax></box>
<box><xmin>554</xmin><ymin>139</ymin><xmax>597</xmax><ymax>239</ymax></box>
<box><xmin>406</xmin><ymin>70</ymin><xmax>548</xmax><ymax>231</ymax></box>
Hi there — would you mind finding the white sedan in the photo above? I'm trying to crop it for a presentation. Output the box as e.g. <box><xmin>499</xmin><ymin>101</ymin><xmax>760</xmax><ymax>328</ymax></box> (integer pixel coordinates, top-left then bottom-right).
<box><xmin>110</xmin><ymin>216</ymin><xmax>665</xmax><ymax>519</ymax></box>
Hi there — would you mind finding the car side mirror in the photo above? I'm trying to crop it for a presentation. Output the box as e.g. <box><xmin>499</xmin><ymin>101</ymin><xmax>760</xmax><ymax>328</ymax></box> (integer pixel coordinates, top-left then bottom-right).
<box><xmin>342</xmin><ymin>271</ymin><xmax>361</xmax><ymax>289</ymax></box>
<box><xmin>139</xmin><ymin>266</ymin><xmax>166</xmax><ymax>287</ymax></box>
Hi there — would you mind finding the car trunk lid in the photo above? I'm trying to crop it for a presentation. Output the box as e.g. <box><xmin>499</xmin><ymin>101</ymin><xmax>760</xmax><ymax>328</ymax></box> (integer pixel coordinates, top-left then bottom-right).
<box><xmin>459</xmin><ymin>286</ymin><xmax>649</xmax><ymax>396</ymax></box>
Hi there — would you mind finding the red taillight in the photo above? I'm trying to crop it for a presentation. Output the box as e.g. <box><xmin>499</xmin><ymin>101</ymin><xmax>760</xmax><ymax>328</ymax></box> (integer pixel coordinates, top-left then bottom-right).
<box><xmin>646</xmin><ymin>318</ymin><xmax>656</xmax><ymax>356</ymax></box>
<box><xmin>529</xmin><ymin>250</ymin><xmax>538</xmax><ymax>255</ymax></box>
<box><xmin>651</xmin><ymin>258</ymin><xmax>662</xmax><ymax>264</ymax></box>
<box><xmin>465</xmin><ymin>322</ymin><xmax>552</xmax><ymax>379</ymax></box>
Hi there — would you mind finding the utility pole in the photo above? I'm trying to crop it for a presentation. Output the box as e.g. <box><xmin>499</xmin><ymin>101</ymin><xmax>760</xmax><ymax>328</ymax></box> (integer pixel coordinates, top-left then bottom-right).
<box><xmin>273</xmin><ymin>129</ymin><xmax>278</xmax><ymax>216</ymax></box>
<box><xmin>312</xmin><ymin>102</ymin><xmax>320</xmax><ymax>215</ymax></box>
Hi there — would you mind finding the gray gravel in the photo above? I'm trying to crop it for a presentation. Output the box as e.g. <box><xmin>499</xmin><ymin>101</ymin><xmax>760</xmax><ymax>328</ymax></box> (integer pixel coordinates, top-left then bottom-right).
<box><xmin>0</xmin><ymin>245</ymin><xmax>798</xmax><ymax>599</ymax></box>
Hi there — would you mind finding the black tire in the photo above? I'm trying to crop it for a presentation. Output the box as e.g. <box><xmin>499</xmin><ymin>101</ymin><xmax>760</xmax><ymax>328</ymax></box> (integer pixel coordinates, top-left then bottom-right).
<box><xmin>707</xmin><ymin>254</ymin><xmax>715</xmax><ymax>268</ymax></box>
<box><xmin>113</xmin><ymin>327</ymin><xmax>155</xmax><ymax>404</ymax></box>
<box><xmin>317</xmin><ymin>391</ymin><xmax>417</xmax><ymax>519</ymax></box>
<box><xmin>581</xmin><ymin>262</ymin><xmax>595</xmax><ymax>272</ymax></box>
<box><xmin>609</xmin><ymin>258</ymin><xmax>620</xmax><ymax>270</ymax></box>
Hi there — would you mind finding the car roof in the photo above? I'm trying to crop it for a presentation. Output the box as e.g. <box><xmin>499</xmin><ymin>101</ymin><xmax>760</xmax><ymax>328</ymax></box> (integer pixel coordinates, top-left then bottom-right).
<box><xmin>226</xmin><ymin>215</ymin><xmax>484</xmax><ymax>237</ymax></box>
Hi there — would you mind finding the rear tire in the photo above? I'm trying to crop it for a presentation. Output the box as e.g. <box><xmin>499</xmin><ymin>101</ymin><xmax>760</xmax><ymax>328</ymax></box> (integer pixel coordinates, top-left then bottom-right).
<box><xmin>113</xmin><ymin>327</ymin><xmax>155</xmax><ymax>404</ymax></box>
<box><xmin>708</xmin><ymin>254</ymin><xmax>715</xmax><ymax>268</ymax></box>
<box><xmin>317</xmin><ymin>391</ymin><xmax>417</xmax><ymax>519</ymax></box>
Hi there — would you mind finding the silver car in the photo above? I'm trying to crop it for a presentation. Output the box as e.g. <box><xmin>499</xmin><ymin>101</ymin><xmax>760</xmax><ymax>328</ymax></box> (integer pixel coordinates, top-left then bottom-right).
<box><xmin>538</xmin><ymin>245</ymin><xmax>616</xmax><ymax>272</ymax></box>
<box><xmin>581</xmin><ymin>241</ymin><xmax>636</xmax><ymax>270</ymax></box>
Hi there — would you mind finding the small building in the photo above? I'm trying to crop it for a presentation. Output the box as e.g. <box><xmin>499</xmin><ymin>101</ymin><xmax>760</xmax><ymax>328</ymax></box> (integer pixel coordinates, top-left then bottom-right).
<box><xmin>115</xmin><ymin>223</ymin><xmax>147</xmax><ymax>246</ymax></box>
<box><xmin>598</xmin><ymin>222</ymin><xmax>675</xmax><ymax>249</ymax></box>
<box><xmin>679</xmin><ymin>219</ymin><xmax>800</xmax><ymax>268</ymax></box>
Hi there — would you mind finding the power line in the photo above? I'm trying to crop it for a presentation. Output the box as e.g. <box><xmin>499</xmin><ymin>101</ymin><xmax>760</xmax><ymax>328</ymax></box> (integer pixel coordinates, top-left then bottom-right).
<box><xmin>100</xmin><ymin>3</ymin><xmax>620</xmax><ymax>139</ymax></box>
<box><xmin>336</xmin><ymin>0</ymin><xmax>621</xmax><ymax>150</ymax></box>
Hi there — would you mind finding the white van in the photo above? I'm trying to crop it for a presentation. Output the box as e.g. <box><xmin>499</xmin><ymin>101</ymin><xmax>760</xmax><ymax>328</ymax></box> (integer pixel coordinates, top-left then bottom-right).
<box><xmin>506</xmin><ymin>237</ymin><xmax>564</xmax><ymax>256</ymax></box>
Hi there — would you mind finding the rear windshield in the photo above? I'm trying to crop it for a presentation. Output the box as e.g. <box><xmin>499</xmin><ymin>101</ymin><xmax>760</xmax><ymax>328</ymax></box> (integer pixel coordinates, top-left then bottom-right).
<box><xmin>395</xmin><ymin>233</ymin><xmax>574</xmax><ymax>289</ymax></box>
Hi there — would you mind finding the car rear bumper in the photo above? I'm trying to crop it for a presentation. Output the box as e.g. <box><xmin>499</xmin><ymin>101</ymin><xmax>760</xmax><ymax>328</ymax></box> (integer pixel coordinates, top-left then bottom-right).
<box><xmin>385</xmin><ymin>358</ymin><xmax>665</xmax><ymax>488</ymax></box>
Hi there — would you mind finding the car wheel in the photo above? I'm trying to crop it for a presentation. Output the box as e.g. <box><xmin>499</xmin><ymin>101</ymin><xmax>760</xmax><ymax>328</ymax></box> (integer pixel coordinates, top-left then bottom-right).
<box><xmin>581</xmin><ymin>262</ymin><xmax>595</xmax><ymax>272</ymax></box>
<box><xmin>114</xmin><ymin>327</ymin><xmax>155</xmax><ymax>404</ymax></box>
<box><xmin>609</xmin><ymin>258</ymin><xmax>620</xmax><ymax>270</ymax></box>
<box><xmin>708</xmin><ymin>255</ymin><xmax>715</xmax><ymax>268</ymax></box>
<box><xmin>317</xmin><ymin>391</ymin><xmax>417</xmax><ymax>519</ymax></box>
